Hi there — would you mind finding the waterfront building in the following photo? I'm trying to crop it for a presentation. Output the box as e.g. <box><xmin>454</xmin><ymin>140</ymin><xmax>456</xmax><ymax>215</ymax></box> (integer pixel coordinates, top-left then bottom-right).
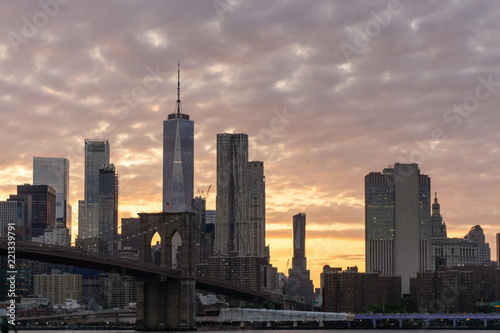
<box><xmin>34</xmin><ymin>270</ymin><xmax>82</xmax><ymax>306</ymax></box>
<box><xmin>322</xmin><ymin>266</ymin><xmax>401</xmax><ymax>313</ymax></box>
<box><xmin>412</xmin><ymin>270</ymin><xmax>473</xmax><ymax>313</ymax></box>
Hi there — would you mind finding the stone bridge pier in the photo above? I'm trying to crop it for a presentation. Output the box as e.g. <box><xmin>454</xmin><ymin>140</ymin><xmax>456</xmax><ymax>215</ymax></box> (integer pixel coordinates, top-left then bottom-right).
<box><xmin>136</xmin><ymin>212</ymin><xmax>196</xmax><ymax>331</ymax></box>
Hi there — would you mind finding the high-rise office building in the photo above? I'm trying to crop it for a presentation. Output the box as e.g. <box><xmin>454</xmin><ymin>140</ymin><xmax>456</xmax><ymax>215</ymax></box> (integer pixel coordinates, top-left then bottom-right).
<box><xmin>0</xmin><ymin>200</ymin><xmax>25</xmax><ymax>236</ymax></box>
<box><xmin>365</xmin><ymin>163</ymin><xmax>431</xmax><ymax>295</ymax></box>
<box><xmin>163</xmin><ymin>63</ymin><xmax>194</xmax><ymax>212</ymax></box>
<box><xmin>78</xmin><ymin>139</ymin><xmax>110</xmax><ymax>242</ymax></box>
<box><xmin>286</xmin><ymin>213</ymin><xmax>314</xmax><ymax>303</ymax></box>
<box><xmin>496</xmin><ymin>233</ymin><xmax>500</xmax><ymax>266</ymax></box>
<box><xmin>248</xmin><ymin>161</ymin><xmax>265</xmax><ymax>257</ymax></box>
<box><xmin>215</xmin><ymin>133</ymin><xmax>249</xmax><ymax>256</ymax></box>
<box><xmin>98</xmin><ymin>164</ymin><xmax>118</xmax><ymax>255</ymax></box>
<box><xmin>16</xmin><ymin>184</ymin><xmax>56</xmax><ymax>237</ymax></box>
<box><xmin>33</xmin><ymin>157</ymin><xmax>71</xmax><ymax>230</ymax></box>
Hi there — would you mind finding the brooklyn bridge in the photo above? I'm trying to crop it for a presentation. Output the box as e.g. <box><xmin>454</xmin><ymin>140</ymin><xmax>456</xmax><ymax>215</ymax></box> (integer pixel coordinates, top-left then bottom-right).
<box><xmin>0</xmin><ymin>212</ymin><xmax>309</xmax><ymax>330</ymax></box>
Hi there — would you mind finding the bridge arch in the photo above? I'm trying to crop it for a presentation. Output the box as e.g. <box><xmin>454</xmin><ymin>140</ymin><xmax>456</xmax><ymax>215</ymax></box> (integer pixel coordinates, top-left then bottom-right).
<box><xmin>136</xmin><ymin>212</ymin><xmax>196</xmax><ymax>330</ymax></box>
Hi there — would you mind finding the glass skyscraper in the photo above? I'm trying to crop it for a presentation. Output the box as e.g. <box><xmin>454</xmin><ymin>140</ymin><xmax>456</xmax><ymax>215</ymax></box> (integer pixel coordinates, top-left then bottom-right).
<box><xmin>163</xmin><ymin>64</ymin><xmax>194</xmax><ymax>212</ymax></box>
<box><xmin>98</xmin><ymin>164</ymin><xmax>118</xmax><ymax>255</ymax></box>
<box><xmin>33</xmin><ymin>157</ymin><xmax>71</xmax><ymax>230</ymax></box>
<box><xmin>79</xmin><ymin>139</ymin><xmax>110</xmax><ymax>242</ymax></box>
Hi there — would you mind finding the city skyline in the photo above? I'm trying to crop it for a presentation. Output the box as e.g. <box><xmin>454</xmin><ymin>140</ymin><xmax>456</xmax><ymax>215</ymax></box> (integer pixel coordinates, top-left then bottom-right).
<box><xmin>1</xmin><ymin>1</ymin><xmax>500</xmax><ymax>287</ymax></box>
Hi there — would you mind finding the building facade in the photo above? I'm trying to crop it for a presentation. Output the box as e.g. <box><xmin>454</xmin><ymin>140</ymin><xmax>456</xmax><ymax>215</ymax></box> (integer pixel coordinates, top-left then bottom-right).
<box><xmin>98</xmin><ymin>164</ymin><xmax>118</xmax><ymax>255</ymax></box>
<box><xmin>34</xmin><ymin>271</ymin><xmax>82</xmax><ymax>306</ymax></box>
<box><xmin>33</xmin><ymin>157</ymin><xmax>71</xmax><ymax>230</ymax></box>
<box><xmin>322</xmin><ymin>266</ymin><xmax>401</xmax><ymax>313</ymax></box>
<box><xmin>248</xmin><ymin>161</ymin><xmax>266</xmax><ymax>257</ymax></box>
<box><xmin>411</xmin><ymin>270</ymin><xmax>474</xmax><ymax>313</ymax></box>
<box><xmin>78</xmin><ymin>139</ymin><xmax>110</xmax><ymax>242</ymax></box>
<box><xmin>464</xmin><ymin>225</ymin><xmax>491</xmax><ymax>265</ymax></box>
<box><xmin>16</xmin><ymin>184</ymin><xmax>56</xmax><ymax>237</ymax></box>
<box><xmin>365</xmin><ymin>163</ymin><xmax>431</xmax><ymax>295</ymax></box>
<box><xmin>215</xmin><ymin>133</ymin><xmax>249</xmax><ymax>256</ymax></box>
<box><xmin>163</xmin><ymin>64</ymin><xmax>194</xmax><ymax>212</ymax></box>
<box><xmin>0</xmin><ymin>200</ymin><xmax>25</xmax><ymax>236</ymax></box>
<box><xmin>430</xmin><ymin>195</ymin><xmax>491</xmax><ymax>269</ymax></box>
<box><xmin>286</xmin><ymin>213</ymin><xmax>314</xmax><ymax>303</ymax></box>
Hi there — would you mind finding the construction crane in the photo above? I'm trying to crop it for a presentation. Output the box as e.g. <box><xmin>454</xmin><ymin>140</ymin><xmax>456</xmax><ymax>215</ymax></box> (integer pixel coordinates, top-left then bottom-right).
<box><xmin>196</xmin><ymin>185</ymin><xmax>212</xmax><ymax>200</ymax></box>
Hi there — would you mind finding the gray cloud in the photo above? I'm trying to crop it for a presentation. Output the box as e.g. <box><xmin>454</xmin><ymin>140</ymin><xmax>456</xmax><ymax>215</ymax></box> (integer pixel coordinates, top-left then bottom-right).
<box><xmin>1</xmin><ymin>0</ymin><xmax>500</xmax><ymax>282</ymax></box>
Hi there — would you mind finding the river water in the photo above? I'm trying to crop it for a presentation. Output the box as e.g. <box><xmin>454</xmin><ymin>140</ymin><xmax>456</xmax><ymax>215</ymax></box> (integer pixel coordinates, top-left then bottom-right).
<box><xmin>13</xmin><ymin>328</ymin><xmax>498</xmax><ymax>333</ymax></box>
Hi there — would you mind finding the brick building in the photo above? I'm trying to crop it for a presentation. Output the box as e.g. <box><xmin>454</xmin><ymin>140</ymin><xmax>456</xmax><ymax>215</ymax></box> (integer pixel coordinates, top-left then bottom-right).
<box><xmin>322</xmin><ymin>266</ymin><xmax>401</xmax><ymax>313</ymax></box>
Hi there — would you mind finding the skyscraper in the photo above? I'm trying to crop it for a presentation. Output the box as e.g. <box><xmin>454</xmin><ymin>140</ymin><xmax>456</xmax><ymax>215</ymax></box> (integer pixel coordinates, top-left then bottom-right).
<box><xmin>248</xmin><ymin>161</ymin><xmax>265</xmax><ymax>257</ymax></box>
<box><xmin>365</xmin><ymin>163</ymin><xmax>431</xmax><ymax>295</ymax></box>
<box><xmin>497</xmin><ymin>233</ymin><xmax>500</xmax><ymax>266</ymax></box>
<box><xmin>78</xmin><ymin>139</ymin><xmax>110</xmax><ymax>243</ymax></box>
<box><xmin>98</xmin><ymin>164</ymin><xmax>118</xmax><ymax>255</ymax></box>
<box><xmin>16</xmin><ymin>184</ymin><xmax>56</xmax><ymax>237</ymax></box>
<box><xmin>286</xmin><ymin>213</ymin><xmax>314</xmax><ymax>303</ymax></box>
<box><xmin>33</xmin><ymin>157</ymin><xmax>71</xmax><ymax>230</ymax></box>
<box><xmin>163</xmin><ymin>63</ymin><xmax>194</xmax><ymax>212</ymax></box>
<box><xmin>0</xmin><ymin>200</ymin><xmax>25</xmax><ymax>236</ymax></box>
<box><xmin>215</xmin><ymin>133</ymin><xmax>249</xmax><ymax>256</ymax></box>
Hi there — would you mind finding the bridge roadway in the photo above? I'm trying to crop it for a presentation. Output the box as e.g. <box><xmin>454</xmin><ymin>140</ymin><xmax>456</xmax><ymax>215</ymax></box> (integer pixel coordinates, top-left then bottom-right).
<box><xmin>0</xmin><ymin>238</ymin><xmax>285</xmax><ymax>306</ymax></box>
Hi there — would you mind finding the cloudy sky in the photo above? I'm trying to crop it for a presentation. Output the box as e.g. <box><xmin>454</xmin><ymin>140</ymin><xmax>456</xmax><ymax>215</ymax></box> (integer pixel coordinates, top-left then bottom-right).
<box><xmin>1</xmin><ymin>0</ymin><xmax>500</xmax><ymax>286</ymax></box>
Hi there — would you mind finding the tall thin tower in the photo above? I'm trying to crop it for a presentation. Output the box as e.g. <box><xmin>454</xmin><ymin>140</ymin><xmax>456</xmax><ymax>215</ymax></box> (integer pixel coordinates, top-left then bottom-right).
<box><xmin>78</xmin><ymin>139</ymin><xmax>110</xmax><ymax>241</ymax></box>
<box><xmin>163</xmin><ymin>63</ymin><xmax>194</xmax><ymax>212</ymax></box>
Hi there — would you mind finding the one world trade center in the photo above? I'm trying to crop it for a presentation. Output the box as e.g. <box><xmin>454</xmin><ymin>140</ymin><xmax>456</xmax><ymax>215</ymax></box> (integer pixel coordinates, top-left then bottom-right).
<box><xmin>163</xmin><ymin>63</ymin><xmax>193</xmax><ymax>212</ymax></box>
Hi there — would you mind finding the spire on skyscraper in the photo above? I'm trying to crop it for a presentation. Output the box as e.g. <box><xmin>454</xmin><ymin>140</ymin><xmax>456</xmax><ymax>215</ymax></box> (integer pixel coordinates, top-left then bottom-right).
<box><xmin>176</xmin><ymin>61</ymin><xmax>181</xmax><ymax>115</ymax></box>
<box><xmin>168</xmin><ymin>62</ymin><xmax>189</xmax><ymax>120</ymax></box>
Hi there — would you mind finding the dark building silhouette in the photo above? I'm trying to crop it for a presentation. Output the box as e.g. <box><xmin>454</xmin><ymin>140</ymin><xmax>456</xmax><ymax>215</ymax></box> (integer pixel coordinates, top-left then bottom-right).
<box><xmin>411</xmin><ymin>270</ymin><xmax>474</xmax><ymax>313</ymax></box>
<box><xmin>98</xmin><ymin>164</ymin><xmax>118</xmax><ymax>255</ymax></box>
<box><xmin>16</xmin><ymin>184</ymin><xmax>56</xmax><ymax>237</ymax></box>
<box><xmin>322</xmin><ymin>266</ymin><xmax>401</xmax><ymax>313</ymax></box>
<box><xmin>121</xmin><ymin>218</ymin><xmax>140</xmax><ymax>251</ymax></box>
<box><xmin>286</xmin><ymin>213</ymin><xmax>314</xmax><ymax>303</ymax></box>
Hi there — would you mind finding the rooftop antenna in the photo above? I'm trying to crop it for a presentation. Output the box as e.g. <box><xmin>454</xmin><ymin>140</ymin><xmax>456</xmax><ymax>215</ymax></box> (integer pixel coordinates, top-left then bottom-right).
<box><xmin>176</xmin><ymin>61</ymin><xmax>181</xmax><ymax>115</ymax></box>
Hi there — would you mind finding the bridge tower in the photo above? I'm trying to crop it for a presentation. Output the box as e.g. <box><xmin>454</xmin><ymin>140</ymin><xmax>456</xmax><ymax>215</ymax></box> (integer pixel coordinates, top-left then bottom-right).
<box><xmin>136</xmin><ymin>212</ymin><xmax>196</xmax><ymax>331</ymax></box>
